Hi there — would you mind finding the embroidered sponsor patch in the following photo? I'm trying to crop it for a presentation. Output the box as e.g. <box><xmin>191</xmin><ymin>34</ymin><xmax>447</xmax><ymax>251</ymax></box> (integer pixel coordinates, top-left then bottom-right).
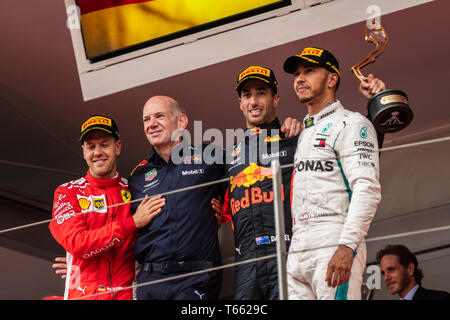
<box><xmin>121</xmin><ymin>190</ymin><xmax>131</xmax><ymax>203</ymax></box>
<box><xmin>145</xmin><ymin>168</ymin><xmax>157</xmax><ymax>181</ymax></box>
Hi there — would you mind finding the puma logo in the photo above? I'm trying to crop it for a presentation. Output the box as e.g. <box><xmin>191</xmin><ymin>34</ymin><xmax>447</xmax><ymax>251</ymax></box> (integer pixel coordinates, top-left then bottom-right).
<box><xmin>194</xmin><ymin>289</ymin><xmax>205</xmax><ymax>300</ymax></box>
<box><xmin>76</xmin><ymin>285</ymin><xmax>87</xmax><ymax>295</ymax></box>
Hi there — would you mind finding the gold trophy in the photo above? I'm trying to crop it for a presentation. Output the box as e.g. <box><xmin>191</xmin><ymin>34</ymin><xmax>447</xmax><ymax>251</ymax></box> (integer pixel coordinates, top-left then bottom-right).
<box><xmin>352</xmin><ymin>18</ymin><xmax>413</xmax><ymax>133</ymax></box>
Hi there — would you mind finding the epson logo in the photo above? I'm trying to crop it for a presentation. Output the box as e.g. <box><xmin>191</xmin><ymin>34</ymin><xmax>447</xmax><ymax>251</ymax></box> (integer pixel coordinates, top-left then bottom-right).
<box><xmin>295</xmin><ymin>160</ymin><xmax>333</xmax><ymax>172</ymax></box>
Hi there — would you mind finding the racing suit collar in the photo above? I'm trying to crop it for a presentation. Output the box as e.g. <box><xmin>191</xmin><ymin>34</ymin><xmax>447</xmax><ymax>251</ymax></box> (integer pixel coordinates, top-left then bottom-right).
<box><xmin>303</xmin><ymin>100</ymin><xmax>343</xmax><ymax>129</ymax></box>
<box><xmin>147</xmin><ymin>143</ymin><xmax>197</xmax><ymax>165</ymax></box>
<box><xmin>85</xmin><ymin>170</ymin><xmax>121</xmax><ymax>188</ymax></box>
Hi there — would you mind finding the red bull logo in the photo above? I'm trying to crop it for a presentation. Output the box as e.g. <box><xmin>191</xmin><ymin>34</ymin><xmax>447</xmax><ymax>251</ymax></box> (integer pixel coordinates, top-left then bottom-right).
<box><xmin>229</xmin><ymin>163</ymin><xmax>284</xmax><ymax>216</ymax></box>
<box><xmin>229</xmin><ymin>163</ymin><xmax>273</xmax><ymax>192</ymax></box>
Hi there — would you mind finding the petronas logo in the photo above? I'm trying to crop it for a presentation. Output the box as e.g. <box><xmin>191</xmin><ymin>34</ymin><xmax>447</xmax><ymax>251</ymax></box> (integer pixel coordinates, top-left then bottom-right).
<box><xmin>360</xmin><ymin>127</ymin><xmax>368</xmax><ymax>139</ymax></box>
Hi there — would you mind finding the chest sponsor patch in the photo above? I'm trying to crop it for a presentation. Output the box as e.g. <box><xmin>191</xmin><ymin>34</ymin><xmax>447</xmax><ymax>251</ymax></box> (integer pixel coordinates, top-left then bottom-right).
<box><xmin>145</xmin><ymin>169</ymin><xmax>157</xmax><ymax>181</ymax></box>
<box><xmin>294</xmin><ymin>160</ymin><xmax>333</xmax><ymax>172</ymax></box>
<box><xmin>314</xmin><ymin>138</ymin><xmax>326</xmax><ymax>148</ymax></box>
<box><xmin>121</xmin><ymin>190</ymin><xmax>131</xmax><ymax>203</ymax></box>
<box><xmin>93</xmin><ymin>197</ymin><xmax>105</xmax><ymax>210</ymax></box>
<box><xmin>76</xmin><ymin>194</ymin><xmax>107</xmax><ymax>213</ymax></box>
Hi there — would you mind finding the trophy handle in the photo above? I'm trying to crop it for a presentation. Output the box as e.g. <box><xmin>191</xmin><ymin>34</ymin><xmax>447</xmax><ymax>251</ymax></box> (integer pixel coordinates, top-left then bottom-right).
<box><xmin>351</xmin><ymin>20</ymin><xmax>389</xmax><ymax>83</ymax></box>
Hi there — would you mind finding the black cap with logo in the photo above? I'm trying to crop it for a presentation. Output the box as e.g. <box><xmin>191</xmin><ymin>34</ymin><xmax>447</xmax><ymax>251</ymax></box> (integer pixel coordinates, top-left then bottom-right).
<box><xmin>236</xmin><ymin>66</ymin><xmax>278</xmax><ymax>95</ymax></box>
<box><xmin>79</xmin><ymin>115</ymin><xmax>120</xmax><ymax>143</ymax></box>
<box><xmin>283</xmin><ymin>46</ymin><xmax>341</xmax><ymax>77</ymax></box>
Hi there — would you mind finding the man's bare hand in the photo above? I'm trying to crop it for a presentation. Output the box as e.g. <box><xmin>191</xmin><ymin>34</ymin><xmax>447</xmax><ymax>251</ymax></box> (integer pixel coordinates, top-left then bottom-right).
<box><xmin>133</xmin><ymin>195</ymin><xmax>165</xmax><ymax>229</ymax></box>
<box><xmin>52</xmin><ymin>257</ymin><xmax>67</xmax><ymax>279</ymax></box>
<box><xmin>325</xmin><ymin>245</ymin><xmax>354</xmax><ymax>288</ymax></box>
<box><xmin>281</xmin><ymin>117</ymin><xmax>302</xmax><ymax>138</ymax></box>
<box><xmin>359</xmin><ymin>74</ymin><xmax>386</xmax><ymax>99</ymax></box>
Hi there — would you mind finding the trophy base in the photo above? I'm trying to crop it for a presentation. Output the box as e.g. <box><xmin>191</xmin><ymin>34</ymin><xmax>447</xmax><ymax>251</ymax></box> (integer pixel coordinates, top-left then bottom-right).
<box><xmin>368</xmin><ymin>89</ymin><xmax>413</xmax><ymax>133</ymax></box>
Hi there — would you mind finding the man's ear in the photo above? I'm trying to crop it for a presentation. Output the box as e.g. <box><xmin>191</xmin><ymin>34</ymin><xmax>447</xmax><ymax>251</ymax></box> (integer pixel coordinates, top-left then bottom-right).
<box><xmin>115</xmin><ymin>140</ymin><xmax>122</xmax><ymax>156</ymax></box>
<box><xmin>328</xmin><ymin>73</ymin><xmax>339</xmax><ymax>89</ymax></box>
<box><xmin>238</xmin><ymin>97</ymin><xmax>244</xmax><ymax>111</ymax></box>
<box><xmin>273</xmin><ymin>94</ymin><xmax>280</xmax><ymax>109</ymax></box>
<box><xmin>177</xmin><ymin>113</ymin><xmax>188</xmax><ymax>130</ymax></box>
<box><xmin>406</xmin><ymin>262</ymin><xmax>415</xmax><ymax>277</ymax></box>
<box><xmin>81</xmin><ymin>143</ymin><xmax>87</xmax><ymax>161</ymax></box>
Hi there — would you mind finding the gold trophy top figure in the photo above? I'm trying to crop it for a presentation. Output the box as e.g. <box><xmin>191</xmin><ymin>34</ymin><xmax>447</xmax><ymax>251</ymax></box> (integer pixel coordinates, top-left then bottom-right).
<box><xmin>352</xmin><ymin>18</ymin><xmax>388</xmax><ymax>83</ymax></box>
<box><xmin>351</xmin><ymin>18</ymin><xmax>413</xmax><ymax>134</ymax></box>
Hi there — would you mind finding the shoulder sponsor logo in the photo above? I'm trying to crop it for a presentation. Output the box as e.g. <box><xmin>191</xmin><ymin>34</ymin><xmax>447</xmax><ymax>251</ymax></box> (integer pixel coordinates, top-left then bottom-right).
<box><xmin>145</xmin><ymin>168</ymin><xmax>157</xmax><ymax>181</ymax></box>
<box><xmin>360</xmin><ymin>127</ymin><xmax>368</xmax><ymax>138</ymax></box>
<box><xmin>265</xmin><ymin>135</ymin><xmax>281</xmax><ymax>142</ymax></box>
<box><xmin>232</xmin><ymin>145</ymin><xmax>241</xmax><ymax>157</ymax></box>
<box><xmin>182</xmin><ymin>169</ymin><xmax>205</xmax><ymax>176</ymax></box>
<box><xmin>53</xmin><ymin>195</ymin><xmax>76</xmax><ymax>224</ymax></box>
<box><xmin>321</xmin><ymin>123</ymin><xmax>333</xmax><ymax>133</ymax></box>
<box><xmin>121</xmin><ymin>190</ymin><xmax>131</xmax><ymax>203</ymax></box>
<box><xmin>261</xmin><ymin>150</ymin><xmax>287</xmax><ymax>161</ymax></box>
<box><xmin>354</xmin><ymin>141</ymin><xmax>374</xmax><ymax>148</ymax></box>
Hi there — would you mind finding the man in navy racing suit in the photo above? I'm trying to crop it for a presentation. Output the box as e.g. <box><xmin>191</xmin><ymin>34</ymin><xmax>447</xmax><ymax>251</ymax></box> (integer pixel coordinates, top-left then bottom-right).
<box><xmin>222</xmin><ymin>66</ymin><xmax>300</xmax><ymax>299</ymax></box>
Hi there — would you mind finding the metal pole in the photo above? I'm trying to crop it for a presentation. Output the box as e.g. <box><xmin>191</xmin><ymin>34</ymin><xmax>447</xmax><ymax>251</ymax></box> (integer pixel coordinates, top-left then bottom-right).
<box><xmin>271</xmin><ymin>159</ymin><xmax>288</xmax><ymax>300</ymax></box>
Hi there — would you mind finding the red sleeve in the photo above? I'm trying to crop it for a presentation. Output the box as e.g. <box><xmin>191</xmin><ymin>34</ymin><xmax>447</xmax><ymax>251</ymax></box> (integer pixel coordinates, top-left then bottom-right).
<box><xmin>221</xmin><ymin>188</ymin><xmax>232</xmax><ymax>224</ymax></box>
<box><xmin>49</xmin><ymin>186</ymin><xmax>136</xmax><ymax>260</ymax></box>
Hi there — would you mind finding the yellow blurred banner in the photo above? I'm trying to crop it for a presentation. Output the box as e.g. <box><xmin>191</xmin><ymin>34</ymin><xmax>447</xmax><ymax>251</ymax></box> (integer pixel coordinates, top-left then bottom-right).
<box><xmin>77</xmin><ymin>0</ymin><xmax>285</xmax><ymax>59</ymax></box>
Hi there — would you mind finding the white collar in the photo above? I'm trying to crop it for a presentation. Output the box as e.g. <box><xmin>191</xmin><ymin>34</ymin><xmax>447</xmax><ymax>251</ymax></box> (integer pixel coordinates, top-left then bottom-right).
<box><xmin>303</xmin><ymin>100</ymin><xmax>343</xmax><ymax>129</ymax></box>
<box><xmin>400</xmin><ymin>284</ymin><xmax>419</xmax><ymax>300</ymax></box>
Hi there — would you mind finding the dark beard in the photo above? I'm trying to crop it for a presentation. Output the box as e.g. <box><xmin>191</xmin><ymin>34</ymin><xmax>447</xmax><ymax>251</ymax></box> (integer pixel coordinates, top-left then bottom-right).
<box><xmin>298</xmin><ymin>76</ymin><xmax>327</xmax><ymax>103</ymax></box>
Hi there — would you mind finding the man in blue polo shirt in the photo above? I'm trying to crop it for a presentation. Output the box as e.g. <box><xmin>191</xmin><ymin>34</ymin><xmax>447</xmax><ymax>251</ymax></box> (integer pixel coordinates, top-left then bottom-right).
<box><xmin>128</xmin><ymin>95</ymin><xmax>224</xmax><ymax>300</ymax></box>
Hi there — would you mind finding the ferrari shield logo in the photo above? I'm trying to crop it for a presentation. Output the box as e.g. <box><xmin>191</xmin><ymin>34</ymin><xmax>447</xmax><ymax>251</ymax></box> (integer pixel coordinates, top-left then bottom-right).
<box><xmin>121</xmin><ymin>190</ymin><xmax>131</xmax><ymax>203</ymax></box>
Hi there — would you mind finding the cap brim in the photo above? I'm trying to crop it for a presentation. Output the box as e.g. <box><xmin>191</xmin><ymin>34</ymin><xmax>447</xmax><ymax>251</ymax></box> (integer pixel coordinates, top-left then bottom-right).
<box><xmin>79</xmin><ymin>127</ymin><xmax>114</xmax><ymax>142</ymax></box>
<box><xmin>283</xmin><ymin>55</ymin><xmax>319</xmax><ymax>74</ymax></box>
<box><xmin>236</xmin><ymin>75</ymin><xmax>272</xmax><ymax>91</ymax></box>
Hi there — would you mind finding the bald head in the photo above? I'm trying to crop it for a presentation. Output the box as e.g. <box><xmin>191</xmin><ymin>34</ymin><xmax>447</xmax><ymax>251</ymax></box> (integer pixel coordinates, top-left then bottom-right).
<box><xmin>144</xmin><ymin>95</ymin><xmax>186</xmax><ymax>117</ymax></box>
<box><xmin>142</xmin><ymin>95</ymin><xmax>188</xmax><ymax>152</ymax></box>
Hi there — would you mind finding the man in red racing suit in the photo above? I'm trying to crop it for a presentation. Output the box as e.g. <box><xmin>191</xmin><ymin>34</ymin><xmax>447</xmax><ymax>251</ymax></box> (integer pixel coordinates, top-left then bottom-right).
<box><xmin>49</xmin><ymin>115</ymin><xmax>162</xmax><ymax>300</ymax></box>
<box><xmin>50</xmin><ymin>171</ymin><xmax>137</xmax><ymax>300</ymax></box>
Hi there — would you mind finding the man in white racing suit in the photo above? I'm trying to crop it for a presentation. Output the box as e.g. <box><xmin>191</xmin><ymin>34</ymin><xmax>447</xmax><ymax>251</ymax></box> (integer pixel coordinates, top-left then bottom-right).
<box><xmin>283</xmin><ymin>47</ymin><xmax>384</xmax><ymax>299</ymax></box>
